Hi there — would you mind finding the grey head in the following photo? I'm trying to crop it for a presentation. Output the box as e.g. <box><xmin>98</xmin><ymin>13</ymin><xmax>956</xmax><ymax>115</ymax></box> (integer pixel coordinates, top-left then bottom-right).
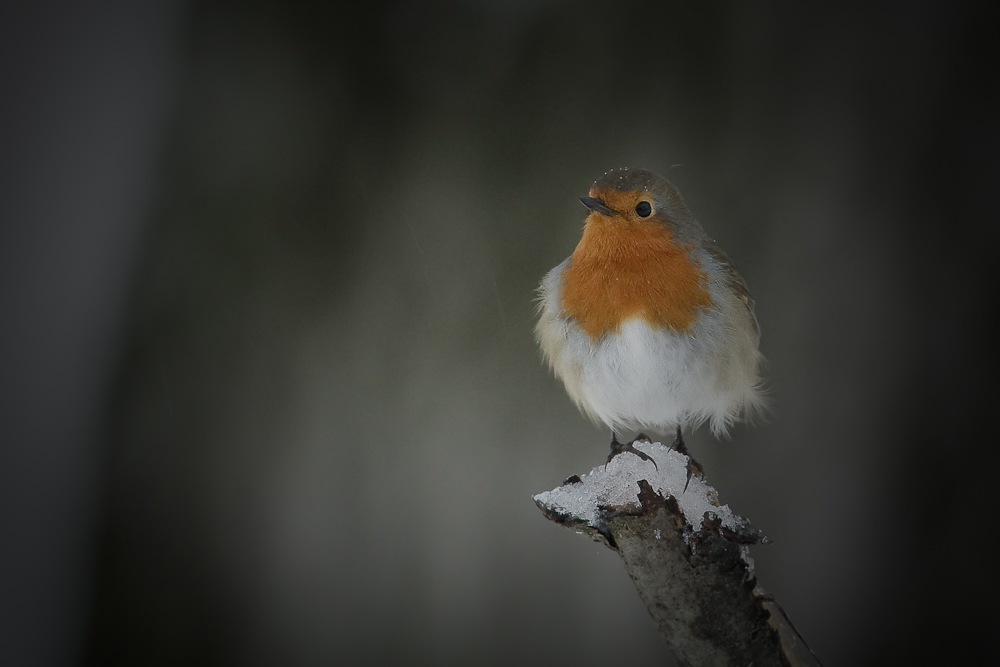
<box><xmin>585</xmin><ymin>167</ymin><xmax>709</xmax><ymax>244</ymax></box>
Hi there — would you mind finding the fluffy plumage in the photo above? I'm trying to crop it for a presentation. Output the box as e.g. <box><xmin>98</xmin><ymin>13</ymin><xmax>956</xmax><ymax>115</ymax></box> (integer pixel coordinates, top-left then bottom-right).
<box><xmin>536</xmin><ymin>168</ymin><xmax>765</xmax><ymax>437</ymax></box>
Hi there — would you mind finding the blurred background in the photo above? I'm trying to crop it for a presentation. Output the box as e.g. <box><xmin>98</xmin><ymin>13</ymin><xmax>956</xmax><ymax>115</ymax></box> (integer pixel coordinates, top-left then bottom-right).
<box><xmin>2</xmin><ymin>0</ymin><xmax>998</xmax><ymax>665</ymax></box>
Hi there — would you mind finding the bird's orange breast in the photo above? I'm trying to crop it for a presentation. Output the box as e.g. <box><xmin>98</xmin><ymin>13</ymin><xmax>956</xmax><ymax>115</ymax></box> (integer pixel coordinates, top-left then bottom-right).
<box><xmin>559</xmin><ymin>216</ymin><xmax>711</xmax><ymax>340</ymax></box>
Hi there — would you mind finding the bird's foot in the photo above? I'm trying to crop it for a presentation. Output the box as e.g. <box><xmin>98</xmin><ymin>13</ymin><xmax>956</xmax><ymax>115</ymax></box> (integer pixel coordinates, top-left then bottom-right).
<box><xmin>670</xmin><ymin>425</ymin><xmax>703</xmax><ymax>493</ymax></box>
<box><xmin>607</xmin><ymin>433</ymin><xmax>658</xmax><ymax>470</ymax></box>
<box><xmin>670</xmin><ymin>425</ymin><xmax>689</xmax><ymax>456</ymax></box>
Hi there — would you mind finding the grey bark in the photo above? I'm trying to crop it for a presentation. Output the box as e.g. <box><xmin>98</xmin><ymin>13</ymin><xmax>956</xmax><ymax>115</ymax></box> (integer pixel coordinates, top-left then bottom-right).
<box><xmin>533</xmin><ymin>442</ymin><xmax>821</xmax><ymax>667</ymax></box>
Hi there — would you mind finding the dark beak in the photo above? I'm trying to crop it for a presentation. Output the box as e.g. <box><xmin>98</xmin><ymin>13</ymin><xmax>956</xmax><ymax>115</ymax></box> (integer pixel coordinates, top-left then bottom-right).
<box><xmin>579</xmin><ymin>196</ymin><xmax>614</xmax><ymax>216</ymax></box>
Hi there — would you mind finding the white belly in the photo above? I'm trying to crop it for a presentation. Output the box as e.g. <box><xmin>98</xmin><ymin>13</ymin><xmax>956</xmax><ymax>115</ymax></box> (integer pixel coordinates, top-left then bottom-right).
<box><xmin>536</xmin><ymin>258</ymin><xmax>764</xmax><ymax>436</ymax></box>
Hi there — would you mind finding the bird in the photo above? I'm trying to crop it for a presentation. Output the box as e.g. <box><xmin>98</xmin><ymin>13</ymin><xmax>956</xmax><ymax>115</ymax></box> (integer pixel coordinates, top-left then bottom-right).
<box><xmin>536</xmin><ymin>167</ymin><xmax>765</xmax><ymax>467</ymax></box>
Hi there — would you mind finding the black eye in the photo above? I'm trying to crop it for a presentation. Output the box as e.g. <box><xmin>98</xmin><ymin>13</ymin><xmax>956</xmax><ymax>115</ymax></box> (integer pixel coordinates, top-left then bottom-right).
<box><xmin>635</xmin><ymin>201</ymin><xmax>652</xmax><ymax>217</ymax></box>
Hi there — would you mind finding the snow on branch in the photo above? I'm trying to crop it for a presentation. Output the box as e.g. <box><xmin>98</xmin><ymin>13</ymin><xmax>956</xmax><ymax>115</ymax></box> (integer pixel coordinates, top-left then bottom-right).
<box><xmin>533</xmin><ymin>440</ymin><xmax>821</xmax><ymax>667</ymax></box>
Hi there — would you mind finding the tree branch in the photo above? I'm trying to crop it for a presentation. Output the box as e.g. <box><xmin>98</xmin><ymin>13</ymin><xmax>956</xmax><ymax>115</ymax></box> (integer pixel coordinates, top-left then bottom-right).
<box><xmin>533</xmin><ymin>441</ymin><xmax>821</xmax><ymax>667</ymax></box>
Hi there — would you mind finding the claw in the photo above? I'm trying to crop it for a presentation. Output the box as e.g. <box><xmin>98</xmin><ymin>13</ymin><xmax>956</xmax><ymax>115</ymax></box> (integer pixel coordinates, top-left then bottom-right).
<box><xmin>672</xmin><ymin>426</ymin><xmax>702</xmax><ymax>493</ymax></box>
<box><xmin>607</xmin><ymin>433</ymin><xmax>658</xmax><ymax>470</ymax></box>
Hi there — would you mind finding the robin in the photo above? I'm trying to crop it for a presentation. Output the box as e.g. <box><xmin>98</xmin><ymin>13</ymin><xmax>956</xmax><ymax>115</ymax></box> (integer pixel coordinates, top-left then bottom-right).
<box><xmin>536</xmin><ymin>167</ymin><xmax>765</xmax><ymax>466</ymax></box>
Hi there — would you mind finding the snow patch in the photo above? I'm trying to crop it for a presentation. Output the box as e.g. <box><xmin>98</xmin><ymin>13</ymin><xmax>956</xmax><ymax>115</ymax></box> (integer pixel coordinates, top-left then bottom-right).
<box><xmin>533</xmin><ymin>440</ymin><xmax>743</xmax><ymax>542</ymax></box>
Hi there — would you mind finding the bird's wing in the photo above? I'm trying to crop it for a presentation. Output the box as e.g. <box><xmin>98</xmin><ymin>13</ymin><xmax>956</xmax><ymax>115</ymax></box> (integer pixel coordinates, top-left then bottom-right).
<box><xmin>703</xmin><ymin>241</ymin><xmax>760</xmax><ymax>339</ymax></box>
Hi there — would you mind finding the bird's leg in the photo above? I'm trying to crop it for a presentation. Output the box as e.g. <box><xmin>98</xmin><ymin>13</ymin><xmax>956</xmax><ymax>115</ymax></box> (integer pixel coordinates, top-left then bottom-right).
<box><xmin>670</xmin><ymin>425</ymin><xmax>703</xmax><ymax>492</ymax></box>
<box><xmin>607</xmin><ymin>431</ymin><xmax>657</xmax><ymax>469</ymax></box>
<box><xmin>670</xmin><ymin>425</ymin><xmax>689</xmax><ymax>456</ymax></box>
